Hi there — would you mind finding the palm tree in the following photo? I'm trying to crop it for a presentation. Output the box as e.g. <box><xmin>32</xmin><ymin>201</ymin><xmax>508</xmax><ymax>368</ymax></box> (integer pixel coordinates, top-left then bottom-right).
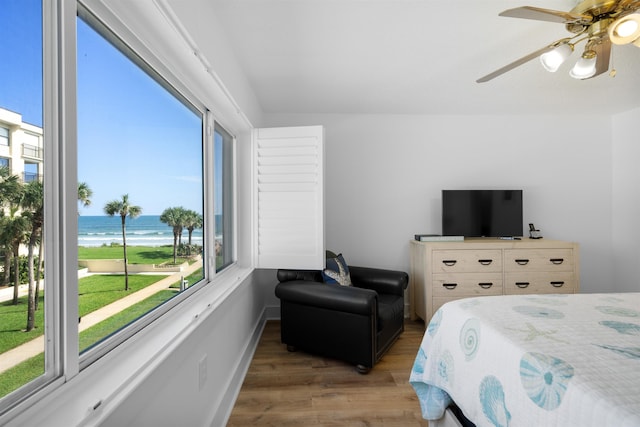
<box><xmin>0</xmin><ymin>224</ymin><xmax>9</xmax><ymax>287</ymax></box>
<box><xmin>104</xmin><ymin>194</ymin><xmax>142</xmax><ymax>291</ymax></box>
<box><xmin>0</xmin><ymin>166</ymin><xmax>20</xmax><ymax>205</ymax></box>
<box><xmin>0</xmin><ymin>167</ymin><xmax>26</xmax><ymax>303</ymax></box>
<box><xmin>160</xmin><ymin>206</ymin><xmax>186</xmax><ymax>264</ymax></box>
<box><xmin>0</xmin><ymin>211</ymin><xmax>29</xmax><ymax>305</ymax></box>
<box><xmin>78</xmin><ymin>181</ymin><xmax>93</xmax><ymax>211</ymax></box>
<box><xmin>183</xmin><ymin>210</ymin><xmax>203</xmax><ymax>247</ymax></box>
<box><xmin>21</xmin><ymin>180</ymin><xmax>43</xmax><ymax>331</ymax></box>
<box><xmin>0</xmin><ymin>166</ymin><xmax>21</xmax><ymax>288</ymax></box>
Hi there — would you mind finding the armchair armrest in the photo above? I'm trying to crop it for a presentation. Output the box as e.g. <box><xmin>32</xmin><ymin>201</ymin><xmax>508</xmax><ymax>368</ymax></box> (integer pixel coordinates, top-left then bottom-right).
<box><xmin>349</xmin><ymin>266</ymin><xmax>408</xmax><ymax>296</ymax></box>
<box><xmin>275</xmin><ymin>281</ymin><xmax>377</xmax><ymax>315</ymax></box>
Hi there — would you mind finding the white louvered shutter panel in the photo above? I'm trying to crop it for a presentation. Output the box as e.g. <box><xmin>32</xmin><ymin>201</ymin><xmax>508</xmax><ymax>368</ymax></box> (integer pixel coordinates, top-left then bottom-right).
<box><xmin>253</xmin><ymin>126</ymin><xmax>324</xmax><ymax>269</ymax></box>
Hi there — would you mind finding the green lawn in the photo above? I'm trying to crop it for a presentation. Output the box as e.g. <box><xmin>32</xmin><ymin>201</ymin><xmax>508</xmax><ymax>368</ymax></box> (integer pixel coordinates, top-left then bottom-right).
<box><xmin>78</xmin><ymin>274</ymin><xmax>165</xmax><ymax>316</ymax></box>
<box><xmin>0</xmin><ymin>264</ymin><xmax>205</xmax><ymax>398</ymax></box>
<box><xmin>1</xmin><ymin>269</ymin><xmax>203</xmax><ymax>356</ymax></box>
<box><xmin>80</xmin><ymin>289</ymin><xmax>177</xmax><ymax>352</ymax></box>
<box><xmin>0</xmin><ymin>296</ymin><xmax>45</xmax><ymax>353</ymax></box>
<box><xmin>0</xmin><ymin>289</ymin><xmax>179</xmax><ymax>397</ymax></box>
<box><xmin>0</xmin><ymin>275</ymin><xmax>164</xmax><ymax>355</ymax></box>
<box><xmin>0</xmin><ymin>353</ymin><xmax>44</xmax><ymax>397</ymax></box>
<box><xmin>78</xmin><ymin>245</ymin><xmax>176</xmax><ymax>264</ymax></box>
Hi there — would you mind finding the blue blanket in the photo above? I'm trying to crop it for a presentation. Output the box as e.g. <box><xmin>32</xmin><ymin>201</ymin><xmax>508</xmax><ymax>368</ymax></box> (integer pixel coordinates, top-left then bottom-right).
<box><xmin>409</xmin><ymin>293</ymin><xmax>640</xmax><ymax>426</ymax></box>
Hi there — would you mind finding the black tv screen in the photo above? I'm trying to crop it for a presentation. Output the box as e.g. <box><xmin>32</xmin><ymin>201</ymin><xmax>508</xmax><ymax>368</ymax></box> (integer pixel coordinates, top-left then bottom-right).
<box><xmin>442</xmin><ymin>190</ymin><xmax>523</xmax><ymax>237</ymax></box>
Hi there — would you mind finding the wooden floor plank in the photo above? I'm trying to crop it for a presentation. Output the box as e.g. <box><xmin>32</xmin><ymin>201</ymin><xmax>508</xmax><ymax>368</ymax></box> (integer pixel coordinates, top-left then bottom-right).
<box><xmin>227</xmin><ymin>320</ymin><xmax>429</xmax><ymax>426</ymax></box>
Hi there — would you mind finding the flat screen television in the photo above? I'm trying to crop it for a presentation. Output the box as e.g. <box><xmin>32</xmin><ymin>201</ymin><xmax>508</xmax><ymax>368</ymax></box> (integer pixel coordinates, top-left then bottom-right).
<box><xmin>442</xmin><ymin>190</ymin><xmax>523</xmax><ymax>237</ymax></box>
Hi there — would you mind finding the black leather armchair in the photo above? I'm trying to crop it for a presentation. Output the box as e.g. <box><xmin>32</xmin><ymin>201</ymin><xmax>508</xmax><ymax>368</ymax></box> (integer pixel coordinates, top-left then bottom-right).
<box><xmin>275</xmin><ymin>260</ymin><xmax>409</xmax><ymax>374</ymax></box>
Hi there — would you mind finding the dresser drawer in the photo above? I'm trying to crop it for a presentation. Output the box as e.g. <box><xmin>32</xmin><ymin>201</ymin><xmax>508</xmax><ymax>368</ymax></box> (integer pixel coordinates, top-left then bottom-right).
<box><xmin>432</xmin><ymin>250</ymin><xmax>502</xmax><ymax>273</ymax></box>
<box><xmin>433</xmin><ymin>273</ymin><xmax>502</xmax><ymax>297</ymax></box>
<box><xmin>410</xmin><ymin>239</ymin><xmax>580</xmax><ymax>324</ymax></box>
<box><xmin>504</xmin><ymin>249</ymin><xmax>574</xmax><ymax>272</ymax></box>
<box><xmin>504</xmin><ymin>272</ymin><xmax>576</xmax><ymax>294</ymax></box>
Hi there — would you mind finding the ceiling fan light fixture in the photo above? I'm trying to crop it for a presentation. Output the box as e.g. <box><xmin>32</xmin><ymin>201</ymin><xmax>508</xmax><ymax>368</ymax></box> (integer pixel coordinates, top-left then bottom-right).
<box><xmin>569</xmin><ymin>49</ymin><xmax>597</xmax><ymax>79</ymax></box>
<box><xmin>608</xmin><ymin>13</ymin><xmax>640</xmax><ymax>44</ymax></box>
<box><xmin>540</xmin><ymin>43</ymin><xmax>574</xmax><ymax>72</ymax></box>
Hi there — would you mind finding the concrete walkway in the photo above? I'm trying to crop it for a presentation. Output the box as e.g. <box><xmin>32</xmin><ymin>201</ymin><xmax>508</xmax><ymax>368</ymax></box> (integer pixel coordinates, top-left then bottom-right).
<box><xmin>0</xmin><ymin>283</ymin><xmax>36</xmax><ymax>303</ymax></box>
<box><xmin>0</xmin><ymin>259</ymin><xmax>203</xmax><ymax>375</ymax></box>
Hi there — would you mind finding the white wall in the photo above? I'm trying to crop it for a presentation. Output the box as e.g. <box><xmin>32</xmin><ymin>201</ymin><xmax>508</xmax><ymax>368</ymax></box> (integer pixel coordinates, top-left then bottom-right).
<box><xmin>612</xmin><ymin>107</ymin><xmax>640</xmax><ymax>292</ymax></box>
<box><xmin>266</xmin><ymin>113</ymin><xmax>614</xmax><ymax>294</ymax></box>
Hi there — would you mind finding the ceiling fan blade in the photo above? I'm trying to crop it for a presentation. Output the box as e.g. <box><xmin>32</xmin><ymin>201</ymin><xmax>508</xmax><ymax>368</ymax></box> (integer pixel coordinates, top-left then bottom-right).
<box><xmin>499</xmin><ymin>6</ymin><xmax>592</xmax><ymax>24</ymax></box>
<box><xmin>592</xmin><ymin>38</ymin><xmax>612</xmax><ymax>78</ymax></box>
<box><xmin>476</xmin><ymin>44</ymin><xmax>555</xmax><ymax>83</ymax></box>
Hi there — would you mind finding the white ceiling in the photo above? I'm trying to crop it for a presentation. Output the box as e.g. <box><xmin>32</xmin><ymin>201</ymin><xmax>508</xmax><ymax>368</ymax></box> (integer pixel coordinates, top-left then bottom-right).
<box><xmin>166</xmin><ymin>0</ymin><xmax>640</xmax><ymax>116</ymax></box>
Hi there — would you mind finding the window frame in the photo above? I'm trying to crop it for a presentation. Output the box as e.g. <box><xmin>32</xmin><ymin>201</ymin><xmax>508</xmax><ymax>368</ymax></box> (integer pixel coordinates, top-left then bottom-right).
<box><xmin>214</xmin><ymin>123</ymin><xmax>236</xmax><ymax>271</ymax></box>
<box><xmin>0</xmin><ymin>127</ymin><xmax>9</xmax><ymax>146</ymax></box>
<box><xmin>75</xmin><ymin>5</ymin><xmax>214</xmax><ymax>368</ymax></box>
<box><xmin>0</xmin><ymin>0</ymin><xmax>63</xmax><ymax>413</ymax></box>
<box><xmin>0</xmin><ymin>0</ymin><xmax>238</xmax><ymax>418</ymax></box>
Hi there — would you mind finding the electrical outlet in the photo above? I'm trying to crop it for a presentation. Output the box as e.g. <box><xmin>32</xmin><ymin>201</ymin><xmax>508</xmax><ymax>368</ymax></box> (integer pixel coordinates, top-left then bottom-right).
<box><xmin>198</xmin><ymin>354</ymin><xmax>207</xmax><ymax>391</ymax></box>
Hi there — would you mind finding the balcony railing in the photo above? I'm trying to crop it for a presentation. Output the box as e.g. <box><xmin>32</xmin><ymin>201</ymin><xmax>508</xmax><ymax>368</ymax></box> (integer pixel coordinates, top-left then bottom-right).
<box><xmin>22</xmin><ymin>143</ymin><xmax>43</xmax><ymax>160</ymax></box>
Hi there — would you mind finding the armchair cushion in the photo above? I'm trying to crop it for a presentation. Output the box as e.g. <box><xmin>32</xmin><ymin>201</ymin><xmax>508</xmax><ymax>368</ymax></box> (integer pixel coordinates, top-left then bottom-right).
<box><xmin>322</xmin><ymin>253</ymin><xmax>352</xmax><ymax>286</ymax></box>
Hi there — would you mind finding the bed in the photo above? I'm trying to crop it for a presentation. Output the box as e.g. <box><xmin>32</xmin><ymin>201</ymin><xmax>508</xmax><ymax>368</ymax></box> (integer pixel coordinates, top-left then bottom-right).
<box><xmin>409</xmin><ymin>293</ymin><xmax>640</xmax><ymax>427</ymax></box>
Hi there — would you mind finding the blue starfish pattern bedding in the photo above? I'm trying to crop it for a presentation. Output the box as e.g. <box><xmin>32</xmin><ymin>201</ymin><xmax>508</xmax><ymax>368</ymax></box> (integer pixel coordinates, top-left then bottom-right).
<box><xmin>409</xmin><ymin>293</ymin><xmax>640</xmax><ymax>426</ymax></box>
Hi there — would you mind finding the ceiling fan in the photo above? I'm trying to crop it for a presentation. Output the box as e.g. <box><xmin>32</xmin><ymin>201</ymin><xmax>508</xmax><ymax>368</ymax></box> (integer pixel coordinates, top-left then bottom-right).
<box><xmin>477</xmin><ymin>0</ymin><xmax>640</xmax><ymax>82</ymax></box>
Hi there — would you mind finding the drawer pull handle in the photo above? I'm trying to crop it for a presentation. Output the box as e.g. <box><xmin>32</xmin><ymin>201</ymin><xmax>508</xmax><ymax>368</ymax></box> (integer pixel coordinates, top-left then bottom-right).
<box><xmin>550</xmin><ymin>258</ymin><xmax>564</xmax><ymax>265</ymax></box>
<box><xmin>550</xmin><ymin>281</ymin><xmax>565</xmax><ymax>288</ymax></box>
<box><xmin>442</xmin><ymin>283</ymin><xmax>458</xmax><ymax>290</ymax></box>
<box><xmin>515</xmin><ymin>282</ymin><xmax>530</xmax><ymax>288</ymax></box>
<box><xmin>442</xmin><ymin>260</ymin><xmax>457</xmax><ymax>266</ymax></box>
<box><xmin>515</xmin><ymin>259</ymin><xmax>530</xmax><ymax>266</ymax></box>
<box><xmin>478</xmin><ymin>259</ymin><xmax>493</xmax><ymax>265</ymax></box>
<box><xmin>478</xmin><ymin>282</ymin><xmax>493</xmax><ymax>289</ymax></box>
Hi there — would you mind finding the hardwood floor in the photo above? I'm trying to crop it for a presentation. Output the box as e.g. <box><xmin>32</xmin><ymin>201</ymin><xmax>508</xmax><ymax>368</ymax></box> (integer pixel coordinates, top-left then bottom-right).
<box><xmin>227</xmin><ymin>320</ymin><xmax>429</xmax><ymax>426</ymax></box>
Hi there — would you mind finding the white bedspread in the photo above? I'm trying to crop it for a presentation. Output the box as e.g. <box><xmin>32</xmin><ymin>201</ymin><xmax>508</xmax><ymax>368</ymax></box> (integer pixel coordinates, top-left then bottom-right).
<box><xmin>409</xmin><ymin>293</ymin><xmax>640</xmax><ymax>427</ymax></box>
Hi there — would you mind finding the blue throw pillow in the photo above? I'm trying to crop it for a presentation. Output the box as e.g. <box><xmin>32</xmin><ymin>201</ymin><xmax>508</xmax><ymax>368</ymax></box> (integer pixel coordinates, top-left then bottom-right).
<box><xmin>322</xmin><ymin>253</ymin><xmax>352</xmax><ymax>286</ymax></box>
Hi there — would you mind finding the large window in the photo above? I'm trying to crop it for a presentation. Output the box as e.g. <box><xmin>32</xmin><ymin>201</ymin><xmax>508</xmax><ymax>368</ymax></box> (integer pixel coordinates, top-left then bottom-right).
<box><xmin>76</xmin><ymin>11</ymin><xmax>206</xmax><ymax>356</ymax></box>
<box><xmin>0</xmin><ymin>1</ymin><xmax>235</xmax><ymax>417</ymax></box>
<box><xmin>0</xmin><ymin>0</ymin><xmax>45</xmax><ymax>405</ymax></box>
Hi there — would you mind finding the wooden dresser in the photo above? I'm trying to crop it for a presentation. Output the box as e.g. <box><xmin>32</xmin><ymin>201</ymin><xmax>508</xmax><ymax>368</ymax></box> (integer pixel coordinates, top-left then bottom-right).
<box><xmin>409</xmin><ymin>238</ymin><xmax>580</xmax><ymax>323</ymax></box>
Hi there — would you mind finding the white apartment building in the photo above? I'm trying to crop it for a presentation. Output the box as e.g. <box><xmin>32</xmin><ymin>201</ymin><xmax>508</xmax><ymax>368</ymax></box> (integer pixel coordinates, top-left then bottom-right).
<box><xmin>0</xmin><ymin>107</ymin><xmax>44</xmax><ymax>183</ymax></box>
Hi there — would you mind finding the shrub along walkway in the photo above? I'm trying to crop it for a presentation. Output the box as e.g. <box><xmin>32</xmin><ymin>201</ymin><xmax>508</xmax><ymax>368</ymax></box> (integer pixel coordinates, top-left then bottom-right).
<box><xmin>0</xmin><ymin>259</ymin><xmax>203</xmax><ymax>375</ymax></box>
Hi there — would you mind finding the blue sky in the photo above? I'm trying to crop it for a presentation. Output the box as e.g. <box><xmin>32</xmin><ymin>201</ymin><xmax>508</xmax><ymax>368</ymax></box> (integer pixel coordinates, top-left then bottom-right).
<box><xmin>1</xmin><ymin>2</ymin><xmax>211</xmax><ymax>216</ymax></box>
<box><xmin>0</xmin><ymin>0</ymin><xmax>43</xmax><ymax>127</ymax></box>
<box><xmin>77</xmin><ymin>18</ymin><xmax>204</xmax><ymax>216</ymax></box>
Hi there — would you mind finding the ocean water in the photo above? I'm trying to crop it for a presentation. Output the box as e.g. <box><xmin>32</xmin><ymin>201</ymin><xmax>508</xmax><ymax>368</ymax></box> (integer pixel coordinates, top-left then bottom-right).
<box><xmin>78</xmin><ymin>215</ymin><xmax>206</xmax><ymax>247</ymax></box>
